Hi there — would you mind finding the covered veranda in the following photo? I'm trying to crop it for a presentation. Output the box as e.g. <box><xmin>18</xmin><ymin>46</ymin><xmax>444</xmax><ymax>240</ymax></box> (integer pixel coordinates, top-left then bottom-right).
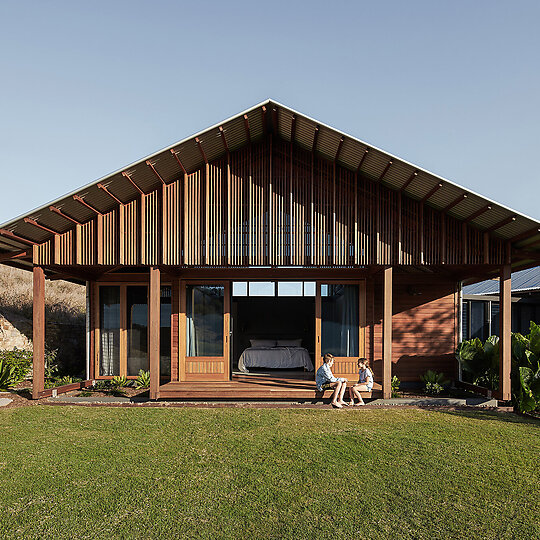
<box><xmin>0</xmin><ymin>100</ymin><xmax>538</xmax><ymax>402</ymax></box>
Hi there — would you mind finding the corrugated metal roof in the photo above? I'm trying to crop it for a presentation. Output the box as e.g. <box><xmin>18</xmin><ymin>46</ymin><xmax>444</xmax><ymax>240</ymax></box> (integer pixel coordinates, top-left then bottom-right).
<box><xmin>1</xmin><ymin>98</ymin><xmax>539</xmax><ymax>266</ymax></box>
<box><xmin>464</xmin><ymin>266</ymin><xmax>540</xmax><ymax>295</ymax></box>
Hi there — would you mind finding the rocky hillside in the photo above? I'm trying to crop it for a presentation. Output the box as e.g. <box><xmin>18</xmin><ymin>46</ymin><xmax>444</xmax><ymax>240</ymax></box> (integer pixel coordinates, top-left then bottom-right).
<box><xmin>0</xmin><ymin>265</ymin><xmax>86</xmax><ymax>375</ymax></box>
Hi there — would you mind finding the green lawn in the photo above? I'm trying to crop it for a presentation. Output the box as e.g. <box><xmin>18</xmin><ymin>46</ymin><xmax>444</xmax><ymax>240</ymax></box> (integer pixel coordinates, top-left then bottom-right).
<box><xmin>0</xmin><ymin>406</ymin><xmax>538</xmax><ymax>540</ymax></box>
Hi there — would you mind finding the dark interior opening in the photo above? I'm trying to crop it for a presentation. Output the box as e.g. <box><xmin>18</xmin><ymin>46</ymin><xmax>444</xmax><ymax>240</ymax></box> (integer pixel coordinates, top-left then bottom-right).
<box><xmin>231</xmin><ymin>296</ymin><xmax>315</xmax><ymax>373</ymax></box>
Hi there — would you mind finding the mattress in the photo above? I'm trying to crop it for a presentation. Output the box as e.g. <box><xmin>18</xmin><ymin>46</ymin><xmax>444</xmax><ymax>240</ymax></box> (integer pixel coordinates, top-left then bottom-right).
<box><xmin>238</xmin><ymin>347</ymin><xmax>314</xmax><ymax>372</ymax></box>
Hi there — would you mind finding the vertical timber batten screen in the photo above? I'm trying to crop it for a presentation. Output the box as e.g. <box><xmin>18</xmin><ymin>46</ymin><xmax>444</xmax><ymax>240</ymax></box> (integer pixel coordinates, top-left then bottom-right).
<box><xmin>33</xmin><ymin>137</ymin><xmax>506</xmax><ymax>268</ymax></box>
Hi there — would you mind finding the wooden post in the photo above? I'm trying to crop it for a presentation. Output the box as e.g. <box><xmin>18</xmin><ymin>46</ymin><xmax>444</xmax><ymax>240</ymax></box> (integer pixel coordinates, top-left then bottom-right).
<box><xmin>32</xmin><ymin>266</ymin><xmax>45</xmax><ymax>399</ymax></box>
<box><xmin>149</xmin><ymin>266</ymin><xmax>161</xmax><ymax>400</ymax></box>
<box><xmin>382</xmin><ymin>266</ymin><xmax>393</xmax><ymax>399</ymax></box>
<box><xmin>499</xmin><ymin>264</ymin><xmax>512</xmax><ymax>401</ymax></box>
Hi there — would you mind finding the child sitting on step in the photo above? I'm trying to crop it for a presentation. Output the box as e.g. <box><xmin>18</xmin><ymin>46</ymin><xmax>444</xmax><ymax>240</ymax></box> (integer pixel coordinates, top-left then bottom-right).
<box><xmin>316</xmin><ymin>353</ymin><xmax>348</xmax><ymax>408</ymax></box>
<box><xmin>349</xmin><ymin>358</ymin><xmax>374</xmax><ymax>406</ymax></box>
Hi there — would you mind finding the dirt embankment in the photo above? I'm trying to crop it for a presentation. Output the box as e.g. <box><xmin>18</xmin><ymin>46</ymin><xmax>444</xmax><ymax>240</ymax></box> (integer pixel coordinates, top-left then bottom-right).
<box><xmin>0</xmin><ymin>265</ymin><xmax>86</xmax><ymax>375</ymax></box>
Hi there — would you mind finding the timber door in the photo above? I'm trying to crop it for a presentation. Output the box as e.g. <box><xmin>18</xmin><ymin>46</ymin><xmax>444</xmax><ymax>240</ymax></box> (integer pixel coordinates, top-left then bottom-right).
<box><xmin>179</xmin><ymin>282</ymin><xmax>230</xmax><ymax>381</ymax></box>
<box><xmin>315</xmin><ymin>281</ymin><xmax>366</xmax><ymax>382</ymax></box>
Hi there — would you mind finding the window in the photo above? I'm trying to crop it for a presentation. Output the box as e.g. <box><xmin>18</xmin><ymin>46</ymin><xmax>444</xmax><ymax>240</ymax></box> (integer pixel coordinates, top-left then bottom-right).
<box><xmin>99</xmin><ymin>286</ymin><xmax>120</xmax><ymax>376</ymax></box>
<box><xmin>321</xmin><ymin>284</ymin><xmax>359</xmax><ymax>357</ymax></box>
<box><xmin>186</xmin><ymin>285</ymin><xmax>224</xmax><ymax>356</ymax></box>
<box><xmin>249</xmin><ymin>282</ymin><xmax>275</xmax><ymax>296</ymax></box>
<box><xmin>232</xmin><ymin>282</ymin><xmax>248</xmax><ymax>296</ymax></box>
<box><xmin>470</xmin><ymin>301</ymin><xmax>488</xmax><ymax>340</ymax></box>
<box><xmin>277</xmin><ymin>282</ymin><xmax>303</xmax><ymax>296</ymax></box>
<box><xmin>160</xmin><ymin>286</ymin><xmax>172</xmax><ymax>378</ymax></box>
<box><xmin>127</xmin><ymin>286</ymin><xmax>148</xmax><ymax>376</ymax></box>
<box><xmin>98</xmin><ymin>284</ymin><xmax>171</xmax><ymax>378</ymax></box>
<box><xmin>232</xmin><ymin>281</ymin><xmax>317</xmax><ymax>297</ymax></box>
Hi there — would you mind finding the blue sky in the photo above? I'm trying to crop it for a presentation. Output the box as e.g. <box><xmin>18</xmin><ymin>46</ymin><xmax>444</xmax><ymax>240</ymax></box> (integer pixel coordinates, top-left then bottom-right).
<box><xmin>1</xmin><ymin>0</ymin><xmax>539</xmax><ymax>223</ymax></box>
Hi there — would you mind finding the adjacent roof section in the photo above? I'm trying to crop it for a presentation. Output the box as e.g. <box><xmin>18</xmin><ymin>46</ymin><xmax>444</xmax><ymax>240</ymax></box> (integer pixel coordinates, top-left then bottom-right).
<box><xmin>464</xmin><ymin>266</ymin><xmax>540</xmax><ymax>295</ymax></box>
<box><xmin>1</xmin><ymin>98</ymin><xmax>540</xmax><ymax>270</ymax></box>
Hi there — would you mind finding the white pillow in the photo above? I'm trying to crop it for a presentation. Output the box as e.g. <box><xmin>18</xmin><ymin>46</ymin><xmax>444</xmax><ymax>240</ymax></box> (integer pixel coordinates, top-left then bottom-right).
<box><xmin>250</xmin><ymin>339</ymin><xmax>276</xmax><ymax>348</ymax></box>
<box><xmin>276</xmin><ymin>339</ymin><xmax>302</xmax><ymax>347</ymax></box>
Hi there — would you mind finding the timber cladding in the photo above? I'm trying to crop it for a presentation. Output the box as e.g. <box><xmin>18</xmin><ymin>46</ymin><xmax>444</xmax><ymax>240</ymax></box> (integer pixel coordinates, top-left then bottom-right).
<box><xmin>368</xmin><ymin>274</ymin><xmax>458</xmax><ymax>383</ymax></box>
<box><xmin>33</xmin><ymin>137</ymin><xmax>505</xmax><ymax>268</ymax></box>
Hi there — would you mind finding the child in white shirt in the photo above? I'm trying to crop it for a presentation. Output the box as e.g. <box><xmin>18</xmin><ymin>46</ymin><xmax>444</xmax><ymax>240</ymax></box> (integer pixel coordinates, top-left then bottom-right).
<box><xmin>315</xmin><ymin>353</ymin><xmax>348</xmax><ymax>408</ymax></box>
<box><xmin>349</xmin><ymin>358</ymin><xmax>374</xmax><ymax>406</ymax></box>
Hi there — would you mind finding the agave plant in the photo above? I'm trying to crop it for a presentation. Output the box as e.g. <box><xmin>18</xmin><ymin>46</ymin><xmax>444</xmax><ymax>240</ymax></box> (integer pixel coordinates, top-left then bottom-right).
<box><xmin>0</xmin><ymin>359</ymin><xmax>19</xmax><ymax>391</ymax></box>
<box><xmin>135</xmin><ymin>370</ymin><xmax>150</xmax><ymax>389</ymax></box>
<box><xmin>110</xmin><ymin>375</ymin><xmax>129</xmax><ymax>389</ymax></box>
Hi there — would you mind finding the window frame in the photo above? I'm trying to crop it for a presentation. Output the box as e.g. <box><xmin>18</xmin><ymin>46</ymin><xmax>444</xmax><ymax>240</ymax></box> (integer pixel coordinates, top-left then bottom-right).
<box><xmin>95</xmin><ymin>282</ymin><xmax>172</xmax><ymax>379</ymax></box>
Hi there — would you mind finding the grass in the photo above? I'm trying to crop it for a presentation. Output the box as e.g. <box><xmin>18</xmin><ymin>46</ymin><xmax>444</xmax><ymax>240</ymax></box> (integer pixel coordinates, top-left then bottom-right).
<box><xmin>0</xmin><ymin>407</ymin><xmax>538</xmax><ymax>539</ymax></box>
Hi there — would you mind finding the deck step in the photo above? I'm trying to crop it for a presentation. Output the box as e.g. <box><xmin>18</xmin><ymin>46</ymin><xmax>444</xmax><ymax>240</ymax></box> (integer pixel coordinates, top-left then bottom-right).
<box><xmin>158</xmin><ymin>376</ymin><xmax>381</xmax><ymax>401</ymax></box>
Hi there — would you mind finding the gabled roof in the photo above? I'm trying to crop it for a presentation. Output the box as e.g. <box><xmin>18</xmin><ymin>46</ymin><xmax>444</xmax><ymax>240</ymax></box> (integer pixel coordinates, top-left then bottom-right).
<box><xmin>464</xmin><ymin>266</ymin><xmax>540</xmax><ymax>295</ymax></box>
<box><xmin>1</xmin><ymin>98</ymin><xmax>539</xmax><ymax>271</ymax></box>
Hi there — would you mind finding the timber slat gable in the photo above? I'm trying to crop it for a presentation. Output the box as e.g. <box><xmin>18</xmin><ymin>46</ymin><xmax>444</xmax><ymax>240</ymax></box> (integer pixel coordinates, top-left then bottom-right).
<box><xmin>33</xmin><ymin>137</ymin><xmax>505</xmax><ymax>268</ymax></box>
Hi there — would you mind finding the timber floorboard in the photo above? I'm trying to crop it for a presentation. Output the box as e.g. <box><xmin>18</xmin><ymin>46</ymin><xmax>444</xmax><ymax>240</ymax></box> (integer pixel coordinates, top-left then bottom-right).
<box><xmin>159</xmin><ymin>373</ymin><xmax>381</xmax><ymax>400</ymax></box>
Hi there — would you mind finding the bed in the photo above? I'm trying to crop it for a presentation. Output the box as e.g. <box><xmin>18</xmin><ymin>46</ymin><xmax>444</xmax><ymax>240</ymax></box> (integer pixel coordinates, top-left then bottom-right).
<box><xmin>238</xmin><ymin>339</ymin><xmax>314</xmax><ymax>373</ymax></box>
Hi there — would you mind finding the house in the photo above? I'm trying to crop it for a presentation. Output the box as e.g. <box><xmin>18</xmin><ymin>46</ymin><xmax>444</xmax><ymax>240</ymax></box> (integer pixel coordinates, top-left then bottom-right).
<box><xmin>462</xmin><ymin>266</ymin><xmax>540</xmax><ymax>340</ymax></box>
<box><xmin>0</xmin><ymin>99</ymin><xmax>539</xmax><ymax>401</ymax></box>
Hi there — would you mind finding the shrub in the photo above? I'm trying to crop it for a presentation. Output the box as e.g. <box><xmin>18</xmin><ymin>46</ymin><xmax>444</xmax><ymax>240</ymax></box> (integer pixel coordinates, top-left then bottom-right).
<box><xmin>44</xmin><ymin>349</ymin><xmax>59</xmax><ymax>380</ymax></box>
<box><xmin>56</xmin><ymin>375</ymin><xmax>75</xmax><ymax>386</ymax></box>
<box><xmin>420</xmin><ymin>370</ymin><xmax>449</xmax><ymax>395</ymax></box>
<box><xmin>391</xmin><ymin>375</ymin><xmax>401</xmax><ymax>398</ymax></box>
<box><xmin>424</xmin><ymin>382</ymin><xmax>444</xmax><ymax>395</ymax></box>
<box><xmin>0</xmin><ymin>349</ymin><xmax>32</xmax><ymax>381</ymax></box>
<box><xmin>135</xmin><ymin>370</ymin><xmax>150</xmax><ymax>389</ymax></box>
<box><xmin>0</xmin><ymin>359</ymin><xmax>19</xmax><ymax>391</ymax></box>
<box><xmin>456</xmin><ymin>336</ymin><xmax>499</xmax><ymax>390</ymax></box>
<box><xmin>110</xmin><ymin>375</ymin><xmax>129</xmax><ymax>389</ymax></box>
<box><xmin>457</xmin><ymin>325</ymin><xmax>540</xmax><ymax>412</ymax></box>
<box><xmin>44</xmin><ymin>376</ymin><xmax>81</xmax><ymax>389</ymax></box>
<box><xmin>511</xmin><ymin>322</ymin><xmax>540</xmax><ymax>413</ymax></box>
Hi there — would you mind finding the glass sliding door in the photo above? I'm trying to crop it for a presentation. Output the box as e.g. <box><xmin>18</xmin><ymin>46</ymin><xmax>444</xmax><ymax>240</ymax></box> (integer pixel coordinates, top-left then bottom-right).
<box><xmin>160</xmin><ymin>286</ymin><xmax>172</xmax><ymax>378</ymax></box>
<box><xmin>316</xmin><ymin>281</ymin><xmax>366</xmax><ymax>381</ymax></box>
<box><xmin>127</xmin><ymin>286</ymin><xmax>148</xmax><ymax>376</ymax></box>
<box><xmin>180</xmin><ymin>282</ymin><xmax>230</xmax><ymax>381</ymax></box>
<box><xmin>97</xmin><ymin>282</ymin><xmax>172</xmax><ymax>380</ymax></box>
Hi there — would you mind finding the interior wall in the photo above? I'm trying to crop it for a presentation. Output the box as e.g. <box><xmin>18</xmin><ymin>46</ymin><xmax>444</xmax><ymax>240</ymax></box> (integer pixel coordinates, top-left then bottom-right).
<box><xmin>232</xmin><ymin>297</ymin><xmax>315</xmax><ymax>368</ymax></box>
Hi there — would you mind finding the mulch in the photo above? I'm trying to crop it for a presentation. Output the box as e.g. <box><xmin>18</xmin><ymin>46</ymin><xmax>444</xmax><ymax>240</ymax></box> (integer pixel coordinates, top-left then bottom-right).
<box><xmin>0</xmin><ymin>382</ymin><xmax>534</xmax><ymax>416</ymax></box>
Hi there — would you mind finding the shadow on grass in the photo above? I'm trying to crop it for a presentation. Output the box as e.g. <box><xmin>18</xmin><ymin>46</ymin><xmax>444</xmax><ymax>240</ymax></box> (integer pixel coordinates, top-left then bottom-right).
<box><xmin>422</xmin><ymin>406</ymin><xmax>540</xmax><ymax>427</ymax></box>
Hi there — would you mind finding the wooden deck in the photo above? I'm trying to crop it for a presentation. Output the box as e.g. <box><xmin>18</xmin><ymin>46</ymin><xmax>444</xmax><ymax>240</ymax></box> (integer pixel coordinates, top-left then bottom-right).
<box><xmin>159</xmin><ymin>372</ymin><xmax>382</xmax><ymax>401</ymax></box>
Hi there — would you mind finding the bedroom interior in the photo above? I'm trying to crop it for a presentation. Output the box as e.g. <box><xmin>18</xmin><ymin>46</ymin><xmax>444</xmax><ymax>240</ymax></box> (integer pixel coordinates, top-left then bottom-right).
<box><xmin>231</xmin><ymin>281</ymin><xmax>316</xmax><ymax>376</ymax></box>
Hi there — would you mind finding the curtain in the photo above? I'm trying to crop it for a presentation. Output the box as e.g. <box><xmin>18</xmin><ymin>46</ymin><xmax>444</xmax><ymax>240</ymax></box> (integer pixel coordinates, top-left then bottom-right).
<box><xmin>100</xmin><ymin>331</ymin><xmax>115</xmax><ymax>376</ymax></box>
<box><xmin>322</xmin><ymin>284</ymin><xmax>359</xmax><ymax>357</ymax></box>
<box><xmin>339</xmin><ymin>285</ymin><xmax>358</xmax><ymax>357</ymax></box>
<box><xmin>99</xmin><ymin>286</ymin><xmax>120</xmax><ymax>376</ymax></box>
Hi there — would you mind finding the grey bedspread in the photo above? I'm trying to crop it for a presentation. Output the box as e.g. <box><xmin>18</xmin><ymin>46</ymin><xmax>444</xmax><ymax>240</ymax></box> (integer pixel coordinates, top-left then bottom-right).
<box><xmin>238</xmin><ymin>347</ymin><xmax>314</xmax><ymax>372</ymax></box>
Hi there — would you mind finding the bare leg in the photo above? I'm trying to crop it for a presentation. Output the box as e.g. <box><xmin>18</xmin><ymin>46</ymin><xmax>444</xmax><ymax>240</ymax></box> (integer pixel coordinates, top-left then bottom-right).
<box><xmin>354</xmin><ymin>384</ymin><xmax>369</xmax><ymax>405</ymax></box>
<box><xmin>330</xmin><ymin>381</ymin><xmax>342</xmax><ymax>407</ymax></box>
<box><xmin>338</xmin><ymin>381</ymin><xmax>348</xmax><ymax>404</ymax></box>
<box><xmin>348</xmin><ymin>386</ymin><xmax>356</xmax><ymax>406</ymax></box>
